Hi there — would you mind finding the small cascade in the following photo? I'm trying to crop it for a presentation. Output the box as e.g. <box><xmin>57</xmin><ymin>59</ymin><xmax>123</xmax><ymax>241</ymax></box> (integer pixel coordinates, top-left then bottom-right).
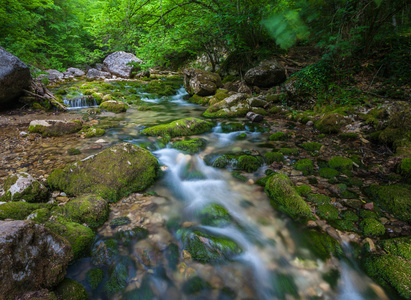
<box><xmin>63</xmin><ymin>96</ymin><xmax>98</xmax><ymax>109</ymax></box>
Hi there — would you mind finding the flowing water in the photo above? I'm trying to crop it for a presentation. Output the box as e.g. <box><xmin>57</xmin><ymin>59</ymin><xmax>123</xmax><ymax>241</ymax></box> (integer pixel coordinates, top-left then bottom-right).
<box><xmin>66</xmin><ymin>83</ymin><xmax>397</xmax><ymax>300</ymax></box>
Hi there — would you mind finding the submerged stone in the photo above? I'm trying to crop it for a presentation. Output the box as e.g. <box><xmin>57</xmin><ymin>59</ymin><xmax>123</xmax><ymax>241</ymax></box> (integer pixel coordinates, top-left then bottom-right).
<box><xmin>141</xmin><ymin>117</ymin><xmax>213</xmax><ymax>137</ymax></box>
<box><xmin>265</xmin><ymin>174</ymin><xmax>313</xmax><ymax>219</ymax></box>
<box><xmin>47</xmin><ymin>142</ymin><xmax>159</xmax><ymax>202</ymax></box>
<box><xmin>99</xmin><ymin>100</ymin><xmax>127</xmax><ymax>113</ymax></box>
<box><xmin>177</xmin><ymin>227</ymin><xmax>243</xmax><ymax>264</ymax></box>
<box><xmin>54</xmin><ymin>278</ymin><xmax>88</xmax><ymax>300</ymax></box>
<box><xmin>197</xmin><ymin>203</ymin><xmax>231</xmax><ymax>226</ymax></box>
<box><xmin>171</xmin><ymin>138</ymin><xmax>207</xmax><ymax>154</ymax></box>
<box><xmin>0</xmin><ymin>172</ymin><xmax>48</xmax><ymax>202</ymax></box>
<box><xmin>86</xmin><ymin>268</ymin><xmax>104</xmax><ymax>290</ymax></box>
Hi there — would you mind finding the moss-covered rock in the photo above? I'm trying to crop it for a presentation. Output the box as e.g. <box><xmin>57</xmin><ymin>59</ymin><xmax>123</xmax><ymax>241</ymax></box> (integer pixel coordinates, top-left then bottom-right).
<box><xmin>142</xmin><ymin>117</ymin><xmax>213</xmax><ymax>137</ymax></box>
<box><xmin>399</xmin><ymin>157</ymin><xmax>411</xmax><ymax>182</ymax></box>
<box><xmin>220</xmin><ymin>122</ymin><xmax>246</xmax><ymax>132</ymax></box>
<box><xmin>47</xmin><ymin>143</ymin><xmax>159</xmax><ymax>202</ymax></box>
<box><xmin>114</xmin><ymin>227</ymin><xmax>149</xmax><ymax>245</ymax></box>
<box><xmin>99</xmin><ymin>100</ymin><xmax>127</xmax><ymax>113</ymax></box>
<box><xmin>45</xmin><ymin>217</ymin><xmax>95</xmax><ymax>260</ymax></box>
<box><xmin>302</xmin><ymin>229</ymin><xmax>342</xmax><ymax>260</ymax></box>
<box><xmin>379</xmin><ymin>236</ymin><xmax>411</xmax><ymax>260</ymax></box>
<box><xmin>360</xmin><ymin>218</ymin><xmax>385</xmax><ymax>236</ymax></box>
<box><xmin>293</xmin><ymin>159</ymin><xmax>314</xmax><ymax>175</ymax></box>
<box><xmin>364</xmin><ymin>184</ymin><xmax>411</xmax><ymax>222</ymax></box>
<box><xmin>301</xmin><ymin>142</ymin><xmax>323</xmax><ymax>155</ymax></box>
<box><xmin>177</xmin><ymin>227</ymin><xmax>243</xmax><ymax>264</ymax></box>
<box><xmin>328</xmin><ymin>156</ymin><xmax>353</xmax><ymax>174</ymax></box>
<box><xmin>197</xmin><ymin>204</ymin><xmax>231</xmax><ymax>226</ymax></box>
<box><xmin>363</xmin><ymin>254</ymin><xmax>411</xmax><ymax>299</ymax></box>
<box><xmin>264</xmin><ymin>152</ymin><xmax>285</xmax><ymax>164</ymax></box>
<box><xmin>315</xmin><ymin>113</ymin><xmax>347</xmax><ymax>134</ymax></box>
<box><xmin>110</xmin><ymin>216</ymin><xmax>131</xmax><ymax>227</ymax></box>
<box><xmin>182</xmin><ymin>276</ymin><xmax>211</xmax><ymax>295</ymax></box>
<box><xmin>55</xmin><ymin>194</ymin><xmax>109</xmax><ymax>230</ymax></box>
<box><xmin>342</xmin><ymin>210</ymin><xmax>359</xmax><ymax>222</ymax></box>
<box><xmin>0</xmin><ymin>202</ymin><xmax>52</xmax><ymax>220</ymax></box>
<box><xmin>269</xmin><ymin>132</ymin><xmax>287</xmax><ymax>141</ymax></box>
<box><xmin>295</xmin><ymin>185</ymin><xmax>312</xmax><ymax>197</ymax></box>
<box><xmin>279</xmin><ymin>148</ymin><xmax>299</xmax><ymax>156</ymax></box>
<box><xmin>317</xmin><ymin>204</ymin><xmax>339</xmax><ymax>221</ymax></box>
<box><xmin>188</xmin><ymin>94</ymin><xmax>209</xmax><ymax>105</ymax></box>
<box><xmin>28</xmin><ymin>120</ymin><xmax>83</xmax><ymax>137</ymax></box>
<box><xmin>237</xmin><ymin>155</ymin><xmax>263</xmax><ymax>172</ymax></box>
<box><xmin>265</xmin><ymin>174</ymin><xmax>313</xmax><ymax>219</ymax></box>
<box><xmin>91</xmin><ymin>239</ymin><xmax>119</xmax><ymax>266</ymax></box>
<box><xmin>104</xmin><ymin>262</ymin><xmax>128</xmax><ymax>296</ymax></box>
<box><xmin>54</xmin><ymin>278</ymin><xmax>88</xmax><ymax>300</ymax></box>
<box><xmin>27</xmin><ymin>207</ymin><xmax>51</xmax><ymax>223</ymax></box>
<box><xmin>202</xmin><ymin>93</ymin><xmax>250</xmax><ymax>118</ymax></box>
<box><xmin>319</xmin><ymin>167</ymin><xmax>339</xmax><ymax>179</ymax></box>
<box><xmin>86</xmin><ymin>268</ymin><xmax>104</xmax><ymax>290</ymax></box>
<box><xmin>183</xmin><ymin>68</ymin><xmax>222</xmax><ymax>96</ymax></box>
<box><xmin>171</xmin><ymin>138</ymin><xmax>207</xmax><ymax>154</ymax></box>
<box><xmin>0</xmin><ymin>172</ymin><xmax>48</xmax><ymax>202</ymax></box>
<box><xmin>307</xmin><ymin>193</ymin><xmax>331</xmax><ymax>204</ymax></box>
<box><xmin>83</xmin><ymin>127</ymin><xmax>105</xmax><ymax>138</ymax></box>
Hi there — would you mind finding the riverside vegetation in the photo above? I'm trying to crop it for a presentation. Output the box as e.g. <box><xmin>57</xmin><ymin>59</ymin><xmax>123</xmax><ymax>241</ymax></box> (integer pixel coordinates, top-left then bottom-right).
<box><xmin>0</xmin><ymin>0</ymin><xmax>410</xmax><ymax>299</ymax></box>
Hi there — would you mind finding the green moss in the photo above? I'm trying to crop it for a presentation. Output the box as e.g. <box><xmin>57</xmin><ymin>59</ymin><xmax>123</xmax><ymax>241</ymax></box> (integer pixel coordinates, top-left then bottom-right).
<box><xmin>46</xmin><ymin>143</ymin><xmax>159</xmax><ymax>203</ymax></box>
<box><xmin>203</xmin><ymin>106</ymin><xmax>250</xmax><ymax>118</ymax></box>
<box><xmin>99</xmin><ymin>101</ymin><xmax>127</xmax><ymax>113</ymax></box>
<box><xmin>104</xmin><ymin>262</ymin><xmax>128</xmax><ymax>296</ymax></box>
<box><xmin>29</xmin><ymin>208</ymin><xmax>51</xmax><ymax>223</ymax></box>
<box><xmin>266</xmin><ymin>93</ymin><xmax>285</xmax><ymax>103</ymax></box>
<box><xmin>188</xmin><ymin>94</ymin><xmax>209</xmax><ymax>105</ymax></box>
<box><xmin>317</xmin><ymin>204</ymin><xmax>339</xmax><ymax>221</ymax></box>
<box><xmin>301</xmin><ymin>142</ymin><xmax>323</xmax><ymax>152</ymax></box>
<box><xmin>110</xmin><ymin>216</ymin><xmax>131</xmax><ymax>227</ymax></box>
<box><xmin>68</xmin><ymin>148</ymin><xmax>81</xmax><ymax>155</ymax></box>
<box><xmin>342</xmin><ymin>210</ymin><xmax>359</xmax><ymax>222</ymax></box>
<box><xmin>0</xmin><ymin>202</ymin><xmax>51</xmax><ymax>220</ymax></box>
<box><xmin>315</xmin><ymin>113</ymin><xmax>347</xmax><ymax>134</ymax></box>
<box><xmin>339</xmin><ymin>133</ymin><xmax>358</xmax><ymax>140</ymax></box>
<box><xmin>45</xmin><ymin>217</ymin><xmax>95</xmax><ymax>260</ymax></box>
<box><xmin>295</xmin><ymin>185</ymin><xmax>312</xmax><ymax>196</ymax></box>
<box><xmin>182</xmin><ymin>276</ymin><xmax>211</xmax><ymax>295</ymax></box>
<box><xmin>273</xmin><ymin>272</ymin><xmax>299</xmax><ymax>299</ymax></box>
<box><xmin>307</xmin><ymin>193</ymin><xmax>331</xmax><ymax>204</ymax></box>
<box><xmin>252</xmin><ymin>108</ymin><xmax>268</xmax><ymax>115</ymax></box>
<box><xmin>363</xmin><ymin>254</ymin><xmax>411</xmax><ymax>299</ymax></box>
<box><xmin>359</xmin><ymin>209</ymin><xmax>378</xmax><ymax>219</ymax></box>
<box><xmin>177</xmin><ymin>228</ymin><xmax>243</xmax><ymax>264</ymax></box>
<box><xmin>238</xmin><ymin>155</ymin><xmax>262</xmax><ymax>173</ymax></box>
<box><xmin>220</xmin><ymin>122</ymin><xmax>246</xmax><ymax>132</ymax></box>
<box><xmin>319</xmin><ymin>168</ymin><xmax>339</xmax><ymax>179</ymax></box>
<box><xmin>379</xmin><ymin>236</ymin><xmax>411</xmax><ymax>262</ymax></box>
<box><xmin>0</xmin><ymin>172</ymin><xmax>48</xmax><ymax>203</ymax></box>
<box><xmin>279</xmin><ymin>148</ymin><xmax>299</xmax><ymax>156</ymax></box>
<box><xmin>142</xmin><ymin>117</ymin><xmax>213</xmax><ymax>137</ymax></box>
<box><xmin>399</xmin><ymin>158</ymin><xmax>411</xmax><ymax>181</ymax></box>
<box><xmin>360</xmin><ymin>218</ymin><xmax>385</xmax><ymax>236</ymax></box>
<box><xmin>302</xmin><ymin>229</ymin><xmax>343</xmax><ymax>260</ymax></box>
<box><xmin>265</xmin><ymin>174</ymin><xmax>313</xmax><ymax>219</ymax></box>
<box><xmin>144</xmin><ymin>80</ymin><xmax>176</xmax><ymax>96</ymax></box>
<box><xmin>264</xmin><ymin>152</ymin><xmax>285</xmax><ymax>164</ymax></box>
<box><xmin>83</xmin><ymin>127</ymin><xmax>105</xmax><ymax>138</ymax></box>
<box><xmin>293</xmin><ymin>159</ymin><xmax>314</xmax><ymax>175</ymax></box>
<box><xmin>115</xmin><ymin>227</ymin><xmax>149</xmax><ymax>245</ymax></box>
<box><xmin>222</xmin><ymin>75</ymin><xmax>237</xmax><ymax>83</ymax></box>
<box><xmin>328</xmin><ymin>156</ymin><xmax>353</xmax><ymax>174</ymax></box>
<box><xmin>86</xmin><ymin>268</ymin><xmax>104</xmax><ymax>290</ymax></box>
<box><xmin>364</xmin><ymin>184</ymin><xmax>411</xmax><ymax>222</ymax></box>
<box><xmin>55</xmin><ymin>194</ymin><xmax>109</xmax><ymax>230</ymax></box>
<box><xmin>236</xmin><ymin>132</ymin><xmax>247</xmax><ymax>140</ymax></box>
<box><xmin>171</xmin><ymin>138</ymin><xmax>207</xmax><ymax>154</ymax></box>
<box><xmin>231</xmin><ymin>171</ymin><xmax>247</xmax><ymax>182</ymax></box>
<box><xmin>197</xmin><ymin>204</ymin><xmax>231</xmax><ymax>226</ymax></box>
<box><xmin>269</xmin><ymin>132</ymin><xmax>287</xmax><ymax>141</ymax></box>
<box><xmin>91</xmin><ymin>239</ymin><xmax>119</xmax><ymax>266</ymax></box>
<box><xmin>55</xmin><ymin>278</ymin><xmax>88</xmax><ymax>300</ymax></box>
<box><xmin>332</xmin><ymin>219</ymin><xmax>357</xmax><ymax>232</ymax></box>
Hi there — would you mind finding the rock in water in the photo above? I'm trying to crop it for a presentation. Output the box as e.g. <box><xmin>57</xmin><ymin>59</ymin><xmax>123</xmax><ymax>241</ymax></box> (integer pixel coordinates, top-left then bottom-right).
<box><xmin>0</xmin><ymin>47</ymin><xmax>31</xmax><ymax>107</ymax></box>
<box><xmin>244</xmin><ymin>60</ymin><xmax>286</xmax><ymax>88</ymax></box>
<box><xmin>0</xmin><ymin>220</ymin><xmax>72</xmax><ymax>299</ymax></box>
<box><xmin>103</xmin><ymin>51</ymin><xmax>143</xmax><ymax>78</ymax></box>
<box><xmin>246</xmin><ymin>111</ymin><xmax>264</xmax><ymax>123</ymax></box>
<box><xmin>183</xmin><ymin>68</ymin><xmax>222</xmax><ymax>96</ymax></box>
<box><xmin>0</xmin><ymin>172</ymin><xmax>48</xmax><ymax>202</ymax></box>
<box><xmin>47</xmin><ymin>142</ymin><xmax>160</xmax><ymax>202</ymax></box>
<box><xmin>28</xmin><ymin>119</ymin><xmax>83</xmax><ymax>137</ymax></box>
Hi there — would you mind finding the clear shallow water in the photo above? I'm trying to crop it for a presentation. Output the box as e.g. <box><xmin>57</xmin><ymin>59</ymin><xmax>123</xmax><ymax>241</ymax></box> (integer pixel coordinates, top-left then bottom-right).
<box><xmin>67</xmin><ymin>83</ymin><xmax>395</xmax><ymax>300</ymax></box>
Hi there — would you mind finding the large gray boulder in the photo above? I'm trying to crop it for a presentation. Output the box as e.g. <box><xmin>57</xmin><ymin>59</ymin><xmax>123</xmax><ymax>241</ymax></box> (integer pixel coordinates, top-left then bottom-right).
<box><xmin>0</xmin><ymin>47</ymin><xmax>31</xmax><ymax>106</ymax></box>
<box><xmin>37</xmin><ymin>69</ymin><xmax>64</xmax><ymax>82</ymax></box>
<box><xmin>63</xmin><ymin>67</ymin><xmax>85</xmax><ymax>78</ymax></box>
<box><xmin>103</xmin><ymin>51</ymin><xmax>143</xmax><ymax>78</ymax></box>
<box><xmin>244</xmin><ymin>60</ymin><xmax>286</xmax><ymax>88</ymax></box>
<box><xmin>0</xmin><ymin>220</ymin><xmax>72</xmax><ymax>299</ymax></box>
<box><xmin>183</xmin><ymin>68</ymin><xmax>222</xmax><ymax>96</ymax></box>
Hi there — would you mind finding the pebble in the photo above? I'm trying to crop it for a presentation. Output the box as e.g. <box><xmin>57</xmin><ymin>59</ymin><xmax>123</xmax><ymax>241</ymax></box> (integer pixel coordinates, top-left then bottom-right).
<box><xmin>95</xmin><ymin>139</ymin><xmax>106</xmax><ymax>143</ymax></box>
<box><xmin>19</xmin><ymin>131</ymin><xmax>28</xmax><ymax>137</ymax></box>
<box><xmin>51</xmin><ymin>191</ymin><xmax>60</xmax><ymax>198</ymax></box>
<box><xmin>60</xmin><ymin>192</ymin><xmax>67</xmax><ymax>197</ymax></box>
<box><xmin>306</xmin><ymin>121</ymin><xmax>314</xmax><ymax>126</ymax></box>
<box><xmin>182</xmin><ymin>250</ymin><xmax>192</xmax><ymax>261</ymax></box>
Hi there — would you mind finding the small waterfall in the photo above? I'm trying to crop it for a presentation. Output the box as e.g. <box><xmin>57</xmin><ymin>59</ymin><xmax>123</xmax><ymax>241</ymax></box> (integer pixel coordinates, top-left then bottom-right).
<box><xmin>63</xmin><ymin>96</ymin><xmax>98</xmax><ymax>109</ymax></box>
